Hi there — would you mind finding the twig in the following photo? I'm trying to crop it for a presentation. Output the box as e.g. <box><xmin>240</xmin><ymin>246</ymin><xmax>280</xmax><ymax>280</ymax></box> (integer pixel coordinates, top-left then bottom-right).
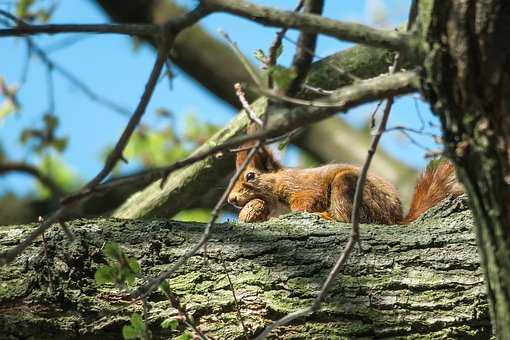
<box><xmin>235</xmin><ymin>83</ymin><xmax>263</xmax><ymax>126</ymax></box>
<box><xmin>255</xmin><ymin>71</ymin><xmax>418</xmax><ymax>109</ymax></box>
<box><xmin>59</xmin><ymin>220</ymin><xmax>74</xmax><ymax>241</ymax></box>
<box><xmin>218</xmin><ymin>29</ymin><xmax>263</xmax><ymax>87</ymax></box>
<box><xmin>287</xmin><ymin>0</ymin><xmax>324</xmax><ymax>96</ymax></box>
<box><xmin>0</xmin><ymin>22</ymin><xmax>160</xmax><ymax>38</ymax></box>
<box><xmin>161</xmin><ymin>287</ymin><xmax>210</xmax><ymax>340</ymax></box>
<box><xmin>28</xmin><ymin>39</ymin><xmax>131</xmax><ymax>116</ymax></box>
<box><xmin>266</xmin><ymin>0</ymin><xmax>305</xmax><ymax>88</ymax></box>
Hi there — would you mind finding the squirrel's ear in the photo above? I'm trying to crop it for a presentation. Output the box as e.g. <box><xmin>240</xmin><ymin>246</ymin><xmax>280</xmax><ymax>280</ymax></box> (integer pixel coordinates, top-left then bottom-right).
<box><xmin>235</xmin><ymin>123</ymin><xmax>281</xmax><ymax>171</ymax></box>
<box><xmin>256</xmin><ymin>146</ymin><xmax>281</xmax><ymax>172</ymax></box>
<box><xmin>235</xmin><ymin>146</ymin><xmax>250</xmax><ymax>169</ymax></box>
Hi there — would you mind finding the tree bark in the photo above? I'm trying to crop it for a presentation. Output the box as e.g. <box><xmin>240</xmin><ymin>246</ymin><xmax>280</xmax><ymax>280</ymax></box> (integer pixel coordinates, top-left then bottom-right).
<box><xmin>418</xmin><ymin>0</ymin><xmax>510</xmax><ymax>335</ymax></box>
<box><xmin>0</xmin><ymin>196</ymin><xmax>490</xmax><ymax>338</ymax></box>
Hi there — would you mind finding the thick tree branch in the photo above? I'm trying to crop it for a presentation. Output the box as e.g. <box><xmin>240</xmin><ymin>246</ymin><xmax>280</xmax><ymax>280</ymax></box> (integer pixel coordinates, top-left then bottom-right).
<box><xmin>0</xmin><ymin>197</ymin><xmax>490</xmax><ymax>339</ymax></box>
<box><xmin>203</xmin><ymin>0</ymin><xmax>412</xmax><ymax>52</ymax></box>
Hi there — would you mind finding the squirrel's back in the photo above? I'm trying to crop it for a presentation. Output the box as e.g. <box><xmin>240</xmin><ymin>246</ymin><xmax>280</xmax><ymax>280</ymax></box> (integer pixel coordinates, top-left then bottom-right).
<box><xmin>402</xmin><ymin>161</ymin><xmax>463</xmax><ymax>223</ymax></box>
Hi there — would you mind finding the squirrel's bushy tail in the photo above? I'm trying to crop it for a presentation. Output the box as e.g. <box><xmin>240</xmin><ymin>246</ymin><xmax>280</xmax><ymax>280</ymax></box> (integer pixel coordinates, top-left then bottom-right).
<box><xmin>402</xmin><ymin>160</ymin><xmax>464</xmax><ymax>223</ymax></box>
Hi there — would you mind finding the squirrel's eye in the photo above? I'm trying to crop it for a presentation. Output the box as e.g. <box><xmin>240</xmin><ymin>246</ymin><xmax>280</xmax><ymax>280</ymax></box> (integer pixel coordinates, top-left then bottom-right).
<box><xmin>245</xmin><ymin>171</ymin><xmax>256</xmax><ymax>181</ymax></box>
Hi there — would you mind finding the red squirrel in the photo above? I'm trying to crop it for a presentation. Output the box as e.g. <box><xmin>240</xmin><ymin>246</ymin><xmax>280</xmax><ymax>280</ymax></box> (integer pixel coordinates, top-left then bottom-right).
<box><xmin>228</xmin><ymin>133</ymin><xmax>463</xmax><ymax>224</ymax></box>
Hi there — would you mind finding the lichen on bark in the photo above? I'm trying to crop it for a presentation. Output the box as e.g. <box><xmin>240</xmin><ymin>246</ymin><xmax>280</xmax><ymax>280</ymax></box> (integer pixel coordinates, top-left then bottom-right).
<box><xmin>0</xmin><ymin>196</ymin><xmax>490</xmax><ymax>339</ymax></box>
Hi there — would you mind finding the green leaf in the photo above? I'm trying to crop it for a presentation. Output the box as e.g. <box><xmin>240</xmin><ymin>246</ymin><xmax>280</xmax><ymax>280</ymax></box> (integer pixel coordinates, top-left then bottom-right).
<box><xmin>95</xmin><ymin>265</ymin><xmax>117</xmax><ymax>284</ymax></box>
<box><xmin>174</xmin><ymin>331</ymin><xmax>193</xmax><ymax>340</ymax></box>
<box><xmin>104</xmin><ymin>242</ymin><xmax>122</xmax><ymax>259</ymax></box>
<box><xmin>16</xmin><ymin>0</ymin><xmax>35</xmax><ymax>19</ymax></box>
<box><xmin>128</xmin><ymin>258</ymin><xmax>141</xmax><ymax>274</ymax></box>
<box><xmin>268</xmin><ymin>65</ymin><xmax>296</xmax><ymax>92</ymax></box>
<box><xmin>161</xmin><ymin>318</ymin><xmax>179</xmax><ymax>330</ymax></box>
<box><xmin>122</xmin><ymin>325</ymin><xmax>138</xmax><ymax>340</ymax></box>
<box><xmin>130</xmin><ymin>313</ymin><xmax>145</xmax><ymax>331</ymax></box>
<box><xmin>254</xmin><ymin>49</ymin><xmax>267</xmax><ymax>64</ymax></box>
<box><xmin>159</xmin><ymin>280</ymin><xmax>171</xmax><ymax>296</ymax></box>
<box><xmin>0</xmin><ymin>99</ymin><xmax>16</xmax><ymax>121</ymax></box>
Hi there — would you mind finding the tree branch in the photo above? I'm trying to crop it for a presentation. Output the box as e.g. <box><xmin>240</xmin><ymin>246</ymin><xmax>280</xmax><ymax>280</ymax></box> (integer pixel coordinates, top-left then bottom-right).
<box><xmin>287</xmin><ymin>0</ymin><xmax>324</xmax><ymax>96</ymax></box>
<box><xmin>0</xmin><ymin>23</ymin><xmax>159</xmax><ymax>38</ymax></box>
<box><xmin>0</xmin><ymin>161</ymin><xmax>63</xmax><ymax>199</ymax></box>
<box><xmin>203</xmin><ymin>0</ymin><xmax>412</xmax><ymax>52</ymax></box>
<box><xmin>94</xmin><ymin>0</ymin><xmax>419</xmax><ymax>188</ymax></box>
<box><xmin>0</xmin><ymin>197</ymin><xmax>490</xmax><ymax>339</ymax></box>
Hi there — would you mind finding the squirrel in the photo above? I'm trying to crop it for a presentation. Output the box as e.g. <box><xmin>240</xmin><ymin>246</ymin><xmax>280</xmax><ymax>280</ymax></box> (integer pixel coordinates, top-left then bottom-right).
<box><xmin>228</xmin><ymin>130</ymin><xmax>464</xmax><ymax>224</ymax></box>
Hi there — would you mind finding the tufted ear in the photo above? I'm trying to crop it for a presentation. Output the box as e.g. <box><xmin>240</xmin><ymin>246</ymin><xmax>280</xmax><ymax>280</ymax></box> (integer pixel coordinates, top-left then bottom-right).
<box><xmin>254</xmin><ymin>146</ymin><xmax>281</xmax><ymax>172</ymax></box>
<box><xmin>235</xmin><ymin>124</ymin><xmax>281</xmax><ymax>171</ymax></box>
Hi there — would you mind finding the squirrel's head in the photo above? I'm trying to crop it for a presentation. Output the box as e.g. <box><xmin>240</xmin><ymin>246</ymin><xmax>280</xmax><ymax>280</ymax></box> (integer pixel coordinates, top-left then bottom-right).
<box><xmin>228</xmin><ymin>128</ymin><xmax>281</xmax><ymax>208</ymax></box>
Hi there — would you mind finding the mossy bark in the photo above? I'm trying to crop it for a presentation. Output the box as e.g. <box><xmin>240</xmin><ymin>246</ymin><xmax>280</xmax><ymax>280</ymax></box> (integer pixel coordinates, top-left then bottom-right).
<box><xmin>419</xmin><ymin>0</ymin><xmax>510</xmax><ymax>336</ymax></box>
<box><xmin>0</xmin><ymin>196</ymin><xmax>490</xmax><ymax>339</ymax></box>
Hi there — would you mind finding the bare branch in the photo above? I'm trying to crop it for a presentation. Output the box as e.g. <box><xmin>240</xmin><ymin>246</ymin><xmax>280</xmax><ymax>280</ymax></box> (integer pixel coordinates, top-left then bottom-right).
<box><xmin>203</xmin><ymin>0</ymin><xmax>412</xmax><ymax>52</ymax></box>
<box><xmin>235</xmin><ymin>83</ymin><xmax>263</xmax><ymax>126</ymax></box>
<box><xmin>266</xmin><ymin>0</ymin><xmax>305</xmax><ymax>88</ymax></box>
<box><xmin>0</xmin><ymin>22</ymin><xmax>159</xmax><ymax>38</ymax></box>
<box><xmin>287</xmin><ymin>0</ymin><xmax>324</xmax><ymax>96</ymax></box>
<box><xmin>0</xmin><ymin>161</ymin><xmax>64</xmax><ymax>199</ymax></box>
<box><xmin>257</xmin><ymin>70</ymin><xmax>418</xmax><ymax>110</ymax></box>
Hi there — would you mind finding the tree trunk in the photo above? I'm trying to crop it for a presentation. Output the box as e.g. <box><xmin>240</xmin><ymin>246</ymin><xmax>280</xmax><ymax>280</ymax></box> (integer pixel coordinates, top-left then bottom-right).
<box><xmin>419</xmin><ymin>0</ymin><xmax>510</xmax><ymax>335</ymax></box>
<box><xmin>0</xmin><ymin>196</ymin><xmax>490</xmax><ymax>338</ymax></box>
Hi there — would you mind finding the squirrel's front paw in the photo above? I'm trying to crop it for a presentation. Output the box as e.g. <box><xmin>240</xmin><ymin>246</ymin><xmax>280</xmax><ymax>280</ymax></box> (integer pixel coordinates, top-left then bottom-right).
<box><xmin>238</xmin><ymin>198</ymin><xmax>270</xmax><ymax>223</ymax></box>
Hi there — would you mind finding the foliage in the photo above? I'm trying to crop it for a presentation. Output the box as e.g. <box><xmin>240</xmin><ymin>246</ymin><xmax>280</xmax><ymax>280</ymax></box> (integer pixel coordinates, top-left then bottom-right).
<box><xmin>16</xmin><ymin>0</ymin><xmax>56</xmax><ymax>22</ymax></box>
<box><xmin>122</xmin><ymin>313</ymin><xmax>150</xmax><ymax>340</ymax></box>
<box><xmin>20</xmin><ymin>114</ymin><xmax>68</xmax><ymax>154</ymax></box>
<box><xmin>95</xmin><ymin>242</ymin><xmax>141</xmax><ymax>287</ymax></box>
<box><xmin>35</xmin><ymin>153</ymin><xmax>79</xmax><ymax>198</ymax></box>
<box><xmin>122</xmin><ymin>113</ymin><xmax>219</xmax><ymax>169</ymax></box>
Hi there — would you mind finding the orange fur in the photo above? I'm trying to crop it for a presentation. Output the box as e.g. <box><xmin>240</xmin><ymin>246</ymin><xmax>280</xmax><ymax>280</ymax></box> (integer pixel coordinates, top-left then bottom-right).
<box><xmin>402</xmin><ymin>161</ymin><xmax>463</xmax><ymax>223</ymax></box>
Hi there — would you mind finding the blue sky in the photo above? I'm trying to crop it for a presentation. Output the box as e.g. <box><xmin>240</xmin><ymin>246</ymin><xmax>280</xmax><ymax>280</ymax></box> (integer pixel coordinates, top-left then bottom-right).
<box><xmin>0</xmin><ymin>0</ymin><xmax>440</xmax><ymax>196</ymax></box>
